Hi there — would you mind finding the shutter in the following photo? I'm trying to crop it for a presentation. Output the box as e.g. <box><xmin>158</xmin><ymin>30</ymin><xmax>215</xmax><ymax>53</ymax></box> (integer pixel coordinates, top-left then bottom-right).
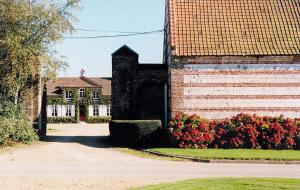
<box><xmin>98</xmin><ymin>105</ymin><xmax>102</xmax><ymax>116</ymax></box>
<box><xmin>108</xmin><ymin>105</ymin><xmax>111</xmax><ymax>116</ymax></box>
<box><xmin>47</xmin><ymin>105</ymin><xmax>53</xmax><ymax>117</ymax></box>
<box><xmin>61</xmin><ymin>105</ymin><xmax>66</xmax><ymax>117</ymax></box>
<box><xmin>89</xmin><ymin>105</ymin><xmax>93</xmax><ymax>116</ymax></box>
<box><xmin>99</xmin><ymin>105</ymin><xmax>107</xmax><ymax>116</ymax></box>
<box><xmin>71</xmin><ymin>105</ymin><xmax>76</xmax><ymax>117</ymax></box>
<box><xmin>57</xmin><ymin>105</ymin><xmax>62</xmax><ymax>117</ymax></box>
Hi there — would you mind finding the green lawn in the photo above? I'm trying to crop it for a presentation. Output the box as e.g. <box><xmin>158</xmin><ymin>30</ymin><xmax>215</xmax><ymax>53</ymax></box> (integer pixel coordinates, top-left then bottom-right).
<box><xmin>130</xmin><ymin>178</ymin><xmax>300</xmax><ymax>190</ymax></box>
<box><xmin>148</xmin><ymin>148</ymin><xmax>300</xmax><ymax>161</ymax></box>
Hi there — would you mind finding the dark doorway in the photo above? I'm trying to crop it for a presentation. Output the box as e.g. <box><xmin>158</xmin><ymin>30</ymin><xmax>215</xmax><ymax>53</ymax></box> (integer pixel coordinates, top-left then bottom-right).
<box><xmin>79</xmin><ymin>105</ymin><xmax>86</xmax><ymax>121</ymax></box>
<box><xmin>135</xmin><ymin>81</ymin><xmax>165</xmax><ymax>121</ymax></box>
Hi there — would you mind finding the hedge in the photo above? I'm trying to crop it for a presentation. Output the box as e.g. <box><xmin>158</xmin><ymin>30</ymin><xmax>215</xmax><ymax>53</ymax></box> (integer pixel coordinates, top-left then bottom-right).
<box><xmin>47</xmin><ymin>117</ymin><xmax>77</xmax><ymax>124</ymax></box>
<box><xmin>169</xmin><ymin>113</ymin><xmax>300</xmax><ymax>150</ymax></box>
<box><xmin>109</xmin><ymin>120</ymin><xmax>162</xmax><ymax>147</ymax></box>
<box><xmin>0</xmin><ymin>96</ymin><xmax>39</xmax><ymax>146</ymax></box>
<box><xmin>86</xmin><ymin>116</ymin><xmax>111</xmax><ymax>123</ymax></box>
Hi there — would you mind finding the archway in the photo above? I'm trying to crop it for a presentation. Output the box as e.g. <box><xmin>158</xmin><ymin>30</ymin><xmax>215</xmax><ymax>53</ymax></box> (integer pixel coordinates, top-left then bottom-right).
<box><xmin>135</xmin><ymin>81</ymin><xmax>165</xmax><ymax>121</ymax></box>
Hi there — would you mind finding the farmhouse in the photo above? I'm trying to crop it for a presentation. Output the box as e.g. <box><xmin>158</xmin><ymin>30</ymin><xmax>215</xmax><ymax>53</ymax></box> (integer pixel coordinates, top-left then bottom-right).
<box><xmin>111</xmin><ymin>0</ymin><xmax>300</xmax><ymax>124</ymax></box>
<box><xmin>47</xmin><ymin>69</ymin><xmax>111</xmax><ymax>123</ymax></box>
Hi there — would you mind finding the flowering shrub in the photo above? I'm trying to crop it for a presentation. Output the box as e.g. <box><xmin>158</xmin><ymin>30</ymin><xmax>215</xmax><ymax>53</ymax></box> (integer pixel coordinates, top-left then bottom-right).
<box><xmin>213</xmin><ymin>114</ymin><xmax>260</xmax><ymax>149</ymax></box>
<box><xmin>168</xmin><ymin>113</ymin><xmax>214</xmax><ymax>148</ymax></box>
<box><xmin>256</xmin><ymin>116</ymin><xmax>298</xmax><ymax>149</ymax></box>
<box><xmin>168</xmin><ymin>113</ymin><xmax>300</xmax><ymax>150</ymax></box>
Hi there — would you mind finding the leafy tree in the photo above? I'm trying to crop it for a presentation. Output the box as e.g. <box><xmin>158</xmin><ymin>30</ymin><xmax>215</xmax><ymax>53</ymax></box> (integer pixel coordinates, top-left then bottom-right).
<box><xmin>0</xmin><ymin>0</ymin><xmax>80</xmax><ymax>103</ymax></box>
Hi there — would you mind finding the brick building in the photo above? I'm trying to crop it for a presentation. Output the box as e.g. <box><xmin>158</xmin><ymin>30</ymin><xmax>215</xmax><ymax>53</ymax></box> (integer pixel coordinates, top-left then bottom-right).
<box><xmin>47</xmin><ymin>70</ymin><xmax>111</xmax><ymax>122</ymax></box>
<box><xmin>111</xmin><ymin>0</ymin><xmax>300</xmax><ymax>124</ymax></box>
<box><xmin>164</xmin><ymin>0</ymin><xmax>300</xmax><ymax>119</ymax></box>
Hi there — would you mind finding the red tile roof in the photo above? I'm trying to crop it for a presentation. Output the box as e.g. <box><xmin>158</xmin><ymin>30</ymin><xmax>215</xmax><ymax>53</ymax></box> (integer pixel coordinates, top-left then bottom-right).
<box><xmin>47</xmin><ymin>77</ymin><xmax>111</xmax><ymax>97</ymax></box>
<box><xmin>168</xmin><ymin>0</ymin><xmax>300</xmax><ymax>56</ymax></box>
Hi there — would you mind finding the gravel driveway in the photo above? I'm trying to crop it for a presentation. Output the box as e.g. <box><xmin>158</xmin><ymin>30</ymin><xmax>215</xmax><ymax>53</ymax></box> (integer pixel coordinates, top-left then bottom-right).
<box><xmin>0</xmin><ymin>124</ymin><xmax>299</xmax><ymax>190</ymax></box>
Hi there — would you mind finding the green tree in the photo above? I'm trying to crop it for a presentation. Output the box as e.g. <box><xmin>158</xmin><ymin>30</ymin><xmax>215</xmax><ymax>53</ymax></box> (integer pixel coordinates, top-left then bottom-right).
<box><xmin>0</xmin><ymin>0</ymin><xmax>80</xmax><ymax>103</ymax></box>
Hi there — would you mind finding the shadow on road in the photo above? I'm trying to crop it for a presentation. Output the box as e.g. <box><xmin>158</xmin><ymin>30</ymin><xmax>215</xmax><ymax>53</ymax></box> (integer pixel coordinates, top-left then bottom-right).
<box><xmin>45</xmin><ymin>135</ymin><xmax>118</xmax><ymax>148</ymax></box>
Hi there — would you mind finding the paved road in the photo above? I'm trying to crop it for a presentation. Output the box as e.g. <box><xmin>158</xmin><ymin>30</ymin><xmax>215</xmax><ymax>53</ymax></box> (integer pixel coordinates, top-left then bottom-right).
<box><xmin>0</xmin><ymin>124</ymin><xmax>299</xmax><ymax>190</ymax></box>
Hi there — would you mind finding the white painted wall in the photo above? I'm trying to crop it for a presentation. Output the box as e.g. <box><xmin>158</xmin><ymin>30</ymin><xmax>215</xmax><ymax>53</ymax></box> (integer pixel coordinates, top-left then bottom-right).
<box><xmin>185</xmin><ymin>64</ymin><xmax>300</xmax><ymax>71</ymax></box>
<box><xmin>184</xmin><ymin>87</ymin><xmax>300</xmax><ymax>96</ymax></box>
<box><xmin>184</xmin><ymin>111</ymin><xmax>300</xmax><ymax>120</ymax></box>
<box><xmin>184</xmin><ymin>74</ymin><xmax>300</xmax><ymax>84</ymax></box>
<box><xmin>184</xmin><ymin>99</ymin><xmax>300</xmax><ymax>108</ymax></box>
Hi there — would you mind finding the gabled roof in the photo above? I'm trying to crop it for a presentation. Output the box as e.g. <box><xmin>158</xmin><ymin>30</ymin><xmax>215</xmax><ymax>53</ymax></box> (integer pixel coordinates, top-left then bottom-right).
<box><xmin>112</xmin><ymin>45</ymin><xmax>139</xmax><ymax>57</ymax></box>
<box><xmin>47</xmin><ymin>77</ymin><xmax>111</xmax><ymax>97</ymax></box>
<box><xmin>167</xmin><ymin>0</ymin><xmax>300</xmax><ymax>56</ymax></box>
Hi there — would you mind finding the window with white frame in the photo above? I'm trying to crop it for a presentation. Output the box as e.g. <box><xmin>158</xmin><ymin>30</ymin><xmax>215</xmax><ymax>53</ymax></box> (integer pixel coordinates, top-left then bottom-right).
<box><xmin>65</xmin><ymin>91</ymin><xmax>71</xmax><ymax>100</ymax></box>
<box><xmin>52</xmin><ymin>105</ymin><xmax>58</xmax><ymax>117</ymax></box>
<box><xmin>79</xmin><ymin>89</ymin><xmax>85</xmax><ymax>98</ymax></box>
<box><xmin>93</xmin><ymin>90</ymin><xmax>99</xmax><ymax>100</ymax></box>
<box><xmin>93</xmin><ymin>105</ymin><xmax>99</xmax><ymax>116</ymax></box>
<box><xmin>66</xmin><ymin>105</ymin><xmax>71</xmax><ymax>116</ymax></box>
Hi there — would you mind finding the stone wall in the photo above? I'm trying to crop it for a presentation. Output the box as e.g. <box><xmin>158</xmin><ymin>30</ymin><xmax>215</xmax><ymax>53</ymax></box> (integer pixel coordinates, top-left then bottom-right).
<box><xmin>111</xmin><ymin>46</ymin><xmax>168</xmax><ymax>122</ymax></box>
<box><xmin>22</xmin><ymin>65</ymin><xmax>47</xmax><ymax>140</ymax></box>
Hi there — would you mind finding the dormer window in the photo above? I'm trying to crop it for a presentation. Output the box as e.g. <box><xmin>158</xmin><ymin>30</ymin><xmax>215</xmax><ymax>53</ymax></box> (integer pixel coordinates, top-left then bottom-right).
<box><xmin>93</xmin><ymin>91</ymin><xmax>99</xmax><ymax>100</ymax></box>
<box><xmin>65</xmin><ymin>91</ymin><xmax>71</xmax><ymax>100</ymax></box>
<box><xmin>79</xmin><ymin>89</ymin><xmax>85</xmax><ymax>98</ymax></box>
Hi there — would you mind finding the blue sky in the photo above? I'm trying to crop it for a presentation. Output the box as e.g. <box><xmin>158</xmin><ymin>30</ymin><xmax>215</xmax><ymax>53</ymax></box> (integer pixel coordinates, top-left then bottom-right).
<box><xmin>56</xmin><ymin>0</ymin><xmax>165</xmax><ymax>77</ymax></box>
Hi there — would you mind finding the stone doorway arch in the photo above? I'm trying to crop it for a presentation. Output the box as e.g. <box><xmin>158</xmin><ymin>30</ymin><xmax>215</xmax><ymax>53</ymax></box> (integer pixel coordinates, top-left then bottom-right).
<box><xmin>135</xmin><ymin>81</ymin><xmax>165</xmax><ymax>121</ymax></box>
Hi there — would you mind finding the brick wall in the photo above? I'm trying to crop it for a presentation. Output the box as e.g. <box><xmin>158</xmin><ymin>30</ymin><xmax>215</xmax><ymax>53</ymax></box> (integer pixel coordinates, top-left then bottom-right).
<box><xmin>170</xmin><ymin>62</ymin><xmax>300</xmax><ymax>119</ymax></box>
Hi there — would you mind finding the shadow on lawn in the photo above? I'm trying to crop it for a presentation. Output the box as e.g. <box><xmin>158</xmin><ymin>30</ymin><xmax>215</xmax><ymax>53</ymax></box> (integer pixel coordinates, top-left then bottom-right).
<box><xmin>45</xmin><ymin>135</ymin><xmax>120</xmax><ymax>148</ymax></box>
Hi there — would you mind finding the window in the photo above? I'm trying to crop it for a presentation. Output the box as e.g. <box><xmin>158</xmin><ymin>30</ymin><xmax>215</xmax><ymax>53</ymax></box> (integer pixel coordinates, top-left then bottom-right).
<box><xmin>52</xmin><ymin>105</ymin><xmax>58</xmax><ymax>117</ymax></box>
<box><xmin>65</xmin><ymin>91</ymin><xmax>71</xmax><ymax>100</ymax></box>
<box><xmin>79</xmin><ymin>89</ymin><xmax>85</xmax><ymax>98</ymax></box>
<box><xmin>93</xmin><ymin>91</ymin><xmax>99</xmax><ymax>100</ymax></box>
<box><xmin>93</xmin><ymin>105</ymin><xmax>99</xmax><ymax>116</ymax></box>
<box><xmin>66</xmin><ymin>105</ymin><xmax>71</xmax><ymax>116</ymax></box>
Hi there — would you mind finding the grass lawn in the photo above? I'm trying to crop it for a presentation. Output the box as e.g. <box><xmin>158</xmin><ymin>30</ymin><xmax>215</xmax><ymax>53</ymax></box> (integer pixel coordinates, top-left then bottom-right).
<box><xmin>130</xmin><ymin>178</ymin><xmax>300</xmax><ymax>190</ymax></box>
<box><xmin>148</xmin><ymin>148</ymin><xmax>300</xmax><ymax>161</ymax></box>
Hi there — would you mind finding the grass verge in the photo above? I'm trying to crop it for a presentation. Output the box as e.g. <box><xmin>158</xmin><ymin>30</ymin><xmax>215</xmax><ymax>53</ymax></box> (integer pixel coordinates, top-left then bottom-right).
<box><xmin>130</xmin><ymin>178</ymin><xmax>300</xmax><ymax>190</ymax></box>
<box><xmin>148</xmin><ymin>148</ymin><xmax>300</xmax><ymax>161</ymax></box>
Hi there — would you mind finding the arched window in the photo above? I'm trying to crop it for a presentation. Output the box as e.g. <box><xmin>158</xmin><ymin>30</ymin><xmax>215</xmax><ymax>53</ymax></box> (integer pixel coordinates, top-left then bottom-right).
<box><xmin>65</xmin><ymin>91</ymin><xmax>72</xmax><ymax>100</ymax></box>
<box><xmin>79</xmin><ymin>89</ymin><xmax>85</xmax><ymax>98</ymax></box>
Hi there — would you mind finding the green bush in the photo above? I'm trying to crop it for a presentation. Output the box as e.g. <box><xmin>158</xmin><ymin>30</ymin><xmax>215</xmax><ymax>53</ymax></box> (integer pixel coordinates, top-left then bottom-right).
<box><xmin>86</xmin><ymin>116</ymin><xmax>111</xmax><ymax>123</ymax></box>
<box><xmin>109</xmin><ymin>120</ymin><xmax>162</xmax><ymax>147</ymax></box>
<box><xmin>0</xmin><ymin>97</ymin><xmax>39</xmax><ymax>146</ymax></box>
<box><xmin>47</xmin><ymin>117</ymin><xmax>77</xmax><ymax>123</ymax></box>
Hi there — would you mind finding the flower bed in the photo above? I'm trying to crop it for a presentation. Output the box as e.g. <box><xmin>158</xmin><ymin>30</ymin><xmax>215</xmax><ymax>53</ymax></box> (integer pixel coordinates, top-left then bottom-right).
<box><xmin>168</xmin><ymin>113</ymin><xmax>300</xmax><ymax>150</ymax></box>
